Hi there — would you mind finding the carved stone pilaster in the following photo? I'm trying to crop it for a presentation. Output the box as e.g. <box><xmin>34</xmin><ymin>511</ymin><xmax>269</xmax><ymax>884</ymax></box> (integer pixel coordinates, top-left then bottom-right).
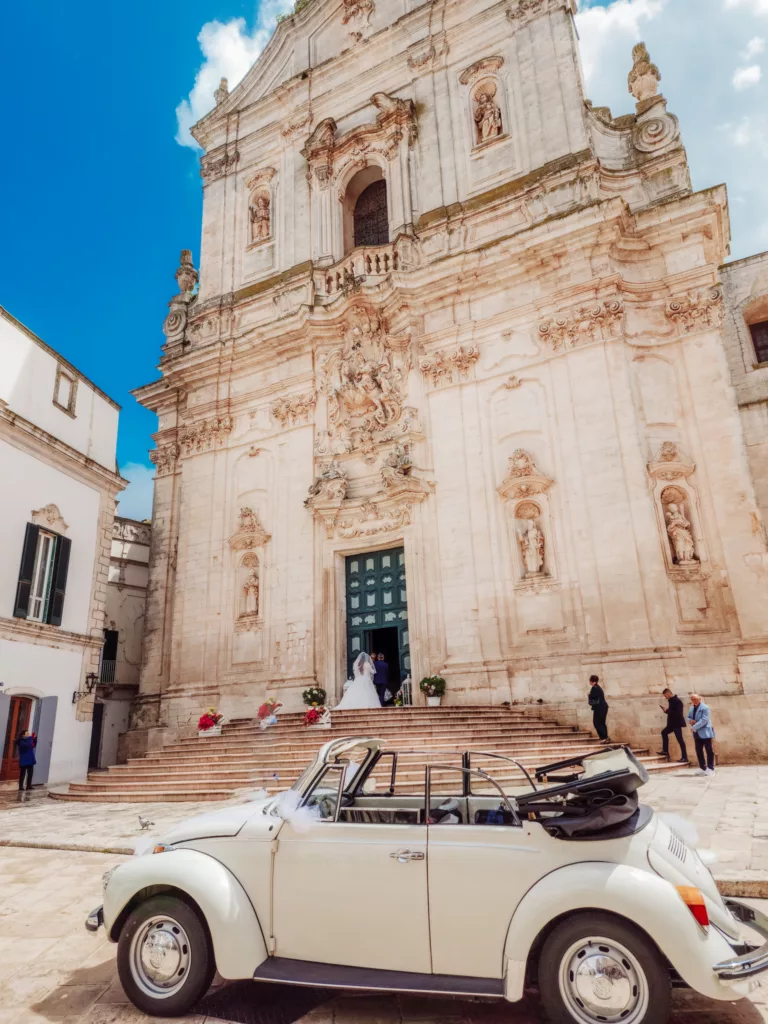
<box><xmin>665</xmin><ymin>287</ymin><xmax>724</xmax><ymax>335</ymax></box>
<box><xmin>538</xmin><ymin>299</ymin><xmax>624</xmax><ymax>352</ymax></box>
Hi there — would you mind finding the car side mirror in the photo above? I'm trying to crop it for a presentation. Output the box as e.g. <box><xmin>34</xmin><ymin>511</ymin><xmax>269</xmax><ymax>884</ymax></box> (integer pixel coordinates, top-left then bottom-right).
<box><xmin>362</xmin><ymin>777</ymin><xmax>377</xmax><ymax>795</ymax></box>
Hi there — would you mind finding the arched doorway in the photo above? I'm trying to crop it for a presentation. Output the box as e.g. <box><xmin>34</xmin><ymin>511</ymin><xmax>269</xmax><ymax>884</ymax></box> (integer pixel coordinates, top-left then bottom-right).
<box><xmin>1</xmin><ymin>695</ymin><xmax>33</xmax><ymax>781</ymax></box>
<box><xmin>343</xmin><ymin>166</ymin><xmax>389</xmax><ymax>253</ymax></box>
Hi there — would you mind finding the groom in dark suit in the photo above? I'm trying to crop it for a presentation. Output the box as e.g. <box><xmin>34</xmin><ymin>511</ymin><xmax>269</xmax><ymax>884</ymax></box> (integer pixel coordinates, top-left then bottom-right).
<box><xmin>374</xmin><ymin>653</ymin><xmax>391</xmax><ymax>706</ymax></box>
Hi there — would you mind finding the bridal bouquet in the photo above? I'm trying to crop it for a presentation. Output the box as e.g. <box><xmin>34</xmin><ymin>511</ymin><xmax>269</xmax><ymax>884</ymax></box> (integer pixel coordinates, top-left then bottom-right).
<box><xmin>198</xmin><ymin>708</ymin><xmax>224</xmax><ymax>731</ymax></box>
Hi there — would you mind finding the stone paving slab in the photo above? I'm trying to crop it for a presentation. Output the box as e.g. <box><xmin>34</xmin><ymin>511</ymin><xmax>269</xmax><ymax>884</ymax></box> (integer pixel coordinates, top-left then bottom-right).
<box><xmin>0</xmin><ymin>846</ymin><xmax>767</xmax><ymax>1024</ymax></box>
<box><xmin>1</xmin><ymin>766</ymin><xmax>767</xmax><ymax>892</ymax></box>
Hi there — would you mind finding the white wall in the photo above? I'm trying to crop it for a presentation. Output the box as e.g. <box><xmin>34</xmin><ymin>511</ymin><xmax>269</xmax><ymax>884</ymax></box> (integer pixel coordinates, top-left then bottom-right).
<box><xmin>0</xmin><ymin>440</ymin><xmax>100</xmax><ymax>634</ymax></box>
<box><xmin>0</xmin><ymin>309</ymin><xmax>119</xmax><ymax>471</ymax></box>
<box><xmin>0</xmin><ymin>639</ymin><xmax>92</xmax><ymax>785</ymax></box>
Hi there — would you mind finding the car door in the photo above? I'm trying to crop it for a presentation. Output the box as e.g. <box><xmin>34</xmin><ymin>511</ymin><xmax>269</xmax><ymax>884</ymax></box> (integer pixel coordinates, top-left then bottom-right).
<box><xmin>426</xmin><ymin>766</ymin><xmax>546</xmax><ymax>978</ymax></box>
<box><xmin>271</xmin><ymin>763</ymin><xmax>431</xmax><ymax>973</ymax></box>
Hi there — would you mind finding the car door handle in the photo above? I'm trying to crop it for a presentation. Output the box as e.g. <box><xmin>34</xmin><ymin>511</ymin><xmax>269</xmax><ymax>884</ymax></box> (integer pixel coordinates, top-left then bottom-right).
<box><xmin>390</xmin><ymin>849</ymin><xmax>425</xmax><ymax>863</ymax></box>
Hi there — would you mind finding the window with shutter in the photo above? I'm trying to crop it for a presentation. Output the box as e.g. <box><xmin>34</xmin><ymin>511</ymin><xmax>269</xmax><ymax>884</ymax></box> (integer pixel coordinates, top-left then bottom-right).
<box><xmin>750</xmin><ymin>321</ymin><xmax>768</xmax><ymax>365</ymax></box>
<box><xmin>13</xmin><ymin>525</ymin><xmax>71</xmax><ymax>626</ymax></box>
<box><xmin>47</xmin><ymin>535</ymin><xmax>71</xmax><ymax>627</ymax></box>
<box><xmin>14</xmin><ymin>523</ymin><xmax>40</xmax><ymax>619</ymax></box>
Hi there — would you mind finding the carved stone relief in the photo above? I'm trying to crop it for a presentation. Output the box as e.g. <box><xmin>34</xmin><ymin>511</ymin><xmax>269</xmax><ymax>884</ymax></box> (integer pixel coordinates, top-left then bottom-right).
<box><xmin>472</xmin><ymin>81</ymin><xmax>504</xmax><ymax>146</ymax></box>
<box><xmin>420</xmin><ymin>345</ymin><xmax>480</xmax><ymax>387</ymax></box>
<box><xmin>113</xmin><ymin>519</ymin><xmax>151</xmax><ymax>544</ymax></box>
<box><xmin>497</xmin><ymin>449</ymin><xmax>553</xmax><ymax>501</ymax></box>
<box><xmin>31</xmin><ymin>504</ymin><xmax>69</xmax><ymax>533</ymax></box>
<box><xmin>305</xmin><ymin>460</ymin><xmax>349</xmax><ymax>510</ymax></box>
<box><xmin>665</xmin><ymin>287</ymin><xmax>724</xmax><ymax>335</ymax></box>
<box><xmin>342</xmin><ymin>0</ymin><xmax>374</xmax><ymax>42</ymax></box>
<box><xmin>230</xmin><ymin>506</ymin><xmax>271</xmax><ymax>551</ymax></box>
<box><xmin>150</xmin><ymin>441</ymin><xmax>181</xmax><ymax>477</ymax></box>
<box><xmin>538</xmin><ymin>299</ymin><xmax>624</xmax><ymax>352</ymax></box>
<box><xmin>271</xmin><ymin>392</ymin><xmax>317</xmax><ymax>428</ymax></box>
<box><xmin>201</xmin><ymin>146</ymin><xmax>239</xmax><ymax>185</ymax></box>
<box><xmin>178</xmin><ymin>416</ymin><xmax>233</xmax><ymax>456</ymax></box>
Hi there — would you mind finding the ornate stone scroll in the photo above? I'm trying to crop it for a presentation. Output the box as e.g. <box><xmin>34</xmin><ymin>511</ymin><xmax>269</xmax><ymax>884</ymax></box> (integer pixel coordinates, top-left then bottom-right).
<box><xmin>420</xmin><ymin>345</ymin><xmax>480</xmax><ymax>387</ymax></box>
<box><xmin>31</xmin><ymin>504</ymin><xmax>69</xmax><ymax>533</ymax></box>
<box><xmin>497</xmin><ymin>450</ymin><xmax>553</xmax><ymax>501</ymax></box>
<box><xmin>665</xmin><ymin>287</ymin><xmax>724</xmax><ymax>335</ymax></box>
<box><xmin>149</xmin><ymin>441</ymin><xmax>181</xmax><ymax>477</ymax></box>
<box><xmin>178</xmin><ymin>416</ymin><xmax>233</xmax><ymax>456</ymax></box>
<box><xmin>538</xmin><ymin>299</ymin><xmax>624</xmax><ymax>352</ymax></box>
<box><xmin>200</xmin><ymin>146</ymin><xmax>239</xmax><ymax>185</ymax></box>
<box><xmin>271</xmin><ymin>392</ymin><xmax>317</xmax><ymax>428</ymax></box>
<box><xmin>230</xmin><ymin>507</ymin><xmax>271</xmax><ymax>552</ymax></box>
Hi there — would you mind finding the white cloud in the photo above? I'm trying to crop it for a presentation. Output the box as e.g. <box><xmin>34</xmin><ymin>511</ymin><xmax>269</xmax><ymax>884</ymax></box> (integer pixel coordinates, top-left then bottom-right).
<box><xmin>576</xmin><ymin>0</ymin><xmax>768</xmax><ymax>259</ymax></box>
<box><xmin>733</xmin><ymin>63</ymin><xmax>763</xmax><ymax>87</ymax></box>
<box><xmin>726</xmin><ymin>0</ymin><xmax>768</xmax><ymax>13</ymax></box>
<box><xmin>117</xmin><ymin>463</ymin><xmax>155</xmax><ymax>521</ymax></box>
<box><xmin>175</xmin><ymin>1</ymin><xmax>295</xmax><ymax>149</ymax></box>
<box><xmin>743</xmin><ymin>35</ymin><xmax>766</xmax><ymax>57</ymax></box>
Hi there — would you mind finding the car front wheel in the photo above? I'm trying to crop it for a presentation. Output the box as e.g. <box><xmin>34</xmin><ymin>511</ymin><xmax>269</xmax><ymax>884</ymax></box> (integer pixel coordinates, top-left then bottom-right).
<box><xmin>538</xmin><ymin>912</ymin><xmax>671</xmax><ymax>1024</ymax></box>
<box><xmin>117</xmin><ymin>894</ymin><xmax>215</xmax><ymax>1017</ymax></box>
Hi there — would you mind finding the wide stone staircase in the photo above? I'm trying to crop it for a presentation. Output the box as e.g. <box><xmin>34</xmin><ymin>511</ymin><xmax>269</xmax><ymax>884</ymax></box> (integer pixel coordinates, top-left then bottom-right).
<box><xmin>51</xmin><ymin>705</ymin><xmax>677</xmax><ymax>803</ymax></box>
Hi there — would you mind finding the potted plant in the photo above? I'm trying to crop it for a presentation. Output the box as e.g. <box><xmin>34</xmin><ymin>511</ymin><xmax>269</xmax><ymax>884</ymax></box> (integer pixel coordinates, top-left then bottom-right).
<box><xmin>420</xmin><ymin>676</ymin><xmax>446</xmax><ymax>708</ymax></box>
<box><xmin>302</xmin><ymin>685</ymin><xmax>327</xmax><ymax>706</ymax></box>
<box><xmin>304</xmin><ymin>705</ymin><xmax>332</xmax><ymax>729</ymax></box>
<box><xmin>198</xmin><ymin>708</ymin><xmax>224</xmax><ymax>737</ymax></box>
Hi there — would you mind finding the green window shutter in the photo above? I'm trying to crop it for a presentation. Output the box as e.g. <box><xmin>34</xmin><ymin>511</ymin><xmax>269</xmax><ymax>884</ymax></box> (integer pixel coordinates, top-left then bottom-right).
<box><xmin>47</xmin><ymin>536</ymin><xmax>72</xmax><ymax>627</ymax></box>
<box><xmin>13</xmin><ymin>523</ymin><xmax>40</xmax><ymax>619</ymax></box>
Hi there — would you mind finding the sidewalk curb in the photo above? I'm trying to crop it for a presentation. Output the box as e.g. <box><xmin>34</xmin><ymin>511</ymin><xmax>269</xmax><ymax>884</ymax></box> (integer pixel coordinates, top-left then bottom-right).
<box><xmin>717</xmin><ymin>879</ymin><xmax>768</xmax><ymax>899</ymax></box>
<box><xmin>0</xmin><ymin>839</ymin><xmax>132</xmax><ymax>856</ymax></box>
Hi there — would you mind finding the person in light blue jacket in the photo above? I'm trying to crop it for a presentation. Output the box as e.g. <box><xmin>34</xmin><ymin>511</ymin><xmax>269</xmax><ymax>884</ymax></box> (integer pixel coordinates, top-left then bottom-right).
<box><xmin>688</xmin><ymin>694</ymin><xmax>716</xmax><ymax>776</ymax></box>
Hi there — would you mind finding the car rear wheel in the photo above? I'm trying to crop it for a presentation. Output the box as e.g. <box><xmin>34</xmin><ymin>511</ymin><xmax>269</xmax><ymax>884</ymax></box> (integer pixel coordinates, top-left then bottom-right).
<box><xmin>117</xmin><ymin>895</ymin><xmax>215</xmax><ymax>1017</ymax></box>
<box><xmin>538</xmin><ymin>912</ymin><xmax>671</xmax><ymax>1024</ymax></box>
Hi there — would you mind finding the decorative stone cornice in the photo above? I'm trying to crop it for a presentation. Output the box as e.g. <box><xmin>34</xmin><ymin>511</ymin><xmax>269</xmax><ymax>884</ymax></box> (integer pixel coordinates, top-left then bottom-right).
<box><xmin>506</xmin><ymin>0</ymin><xmax>568</xmax><ymax>26</ymax></box>
<box><xmin>420</xmin><ymin>345</ymin><xmax>480</xmax><ymax>387</ymax></box>
<box><xmin>200</xmin><ymin>146</ymin><xmax>240</xmax><ymax>185</ymax></box>
<box><xmin>246</xmin><ymin>167</ymin><xmax>277</xmax><ymax>191</ymax></box>
<box><xmin>498</xmin><ymin>449</ymin><xmax>554</xmax><ymax>501</ymax></box>
<box><xmin>31</xmin><ymin>504</ymin><xmax>69</xmax><ymax>533</ymax></box>
<box><xmin>538</xmin><ymin>299</ymin><xmax>624</xmax><ymax>352</ymax></box>
<box><xmin>230</xmin><ymin>506</ymin><xmax>271</xmax><ymax>551</ymax></box>
<box><xmin>459</xmin><ymin>57</ymin><xmax>504</xmax><ymax>86</ymax></box>
<box><xmin>665</xmin><ymin>286</ymin><xmax>723</xmax><ymax>335</ymax></box>
<box><xmin>647</xmin><ymin>441</ymin><xmax>695</xmax><ymax>482</ymax></box>
<box><xmin>178</xmin><ymin>415</ymin><xmax>233</xmax><ymax>456</ymax></box>
<box><xmin>113</xmin><ymin>518</ymin><xmax>151</xmax><ymax>544</ymax></box>
<box><xmin>281</xmin><ymin>115</ymin><xmax>312</xmax><ymax>140</ymax></box>
<box><xmin>271</xmin><ymin>391</ymin><xmax>317</xmax><ymax>428</ymax></box>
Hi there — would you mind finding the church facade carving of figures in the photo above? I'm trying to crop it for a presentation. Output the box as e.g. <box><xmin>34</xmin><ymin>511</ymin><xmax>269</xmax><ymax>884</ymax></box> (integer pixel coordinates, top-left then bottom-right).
<box><xmin>240</xmin><ymin>554</ymin><xmax>261</xmax><ymax>618</ymax></box>
<box><xmin>516</xmin><ymin>503</ymin><xmax>546</xmax><ymax>578</ymax></box>
<box><xmin>647</xmin><ymin>442</ymin><xmax>710</xmax><ymax>580</ymax></box>
<box><xmin>245</xmin><ymin>168</ymin><xmax>276</xmax><ymax>248</ymax></box>
<box><xmin>229</xmin><ymin>506</ymin><xmax>271</xmax><ymax>635</ymax></box>
<box><xmin>459</xmin><ymin>57</ymin><xmax>507</xmax><ymax>151</ymax></box>
<box><xmin>318</xmin><ymin>306</ymin><xmax>412</xmax><ymax>460</ymax></box>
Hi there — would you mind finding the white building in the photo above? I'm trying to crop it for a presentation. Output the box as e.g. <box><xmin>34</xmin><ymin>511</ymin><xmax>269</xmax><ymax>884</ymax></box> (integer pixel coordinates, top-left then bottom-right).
<box><xmin>0</xmin><ymin>305</ymin><xmax>123</xmax><ymax>787</ymax></box>
<box><xmin>90</xmin><ymin>516</ymin><xmax>151</xmax><ymax>769</ymax></box>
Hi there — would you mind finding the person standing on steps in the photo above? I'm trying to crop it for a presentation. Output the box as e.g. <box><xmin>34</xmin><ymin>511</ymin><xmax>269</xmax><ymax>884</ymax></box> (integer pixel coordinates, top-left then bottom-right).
<box><xmin>657</xmin><ymin>688</ymin><xmax>688</xmax><ymax>764</ymax></box>
<box><xmin>688</xmin><ymin>693</ymin><xmax>716</xmax><ymax>776</ymax></box>
<box><xmin>374</xmin><ymin>652</ymin><xmax>391</xmax><ymax>707</ymax></box>
<box><xmin>15</xmin><ymin>729</ymin><xmax>37</xmax><ymax>797</ymax></box>
<box><xmin>588</xmin><ymin>675</ymin><xmax>610</xmax><ymax>743</ymax></box>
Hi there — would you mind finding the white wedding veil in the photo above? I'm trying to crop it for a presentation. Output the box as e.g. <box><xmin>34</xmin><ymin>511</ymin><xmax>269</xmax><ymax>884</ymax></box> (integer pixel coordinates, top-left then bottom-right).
<box><xmin>353</xmin><ymin>652</ymin><xmax>375</xmax><ymax>679</ymax></box>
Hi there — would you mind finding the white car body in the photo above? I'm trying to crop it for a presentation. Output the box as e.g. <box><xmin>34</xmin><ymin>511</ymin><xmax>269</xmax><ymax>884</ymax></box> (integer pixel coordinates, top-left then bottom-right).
<box><xmin>94</xmin><ymin>739</ymin><xmax>768</xmax><ymax>1022</ymax></box>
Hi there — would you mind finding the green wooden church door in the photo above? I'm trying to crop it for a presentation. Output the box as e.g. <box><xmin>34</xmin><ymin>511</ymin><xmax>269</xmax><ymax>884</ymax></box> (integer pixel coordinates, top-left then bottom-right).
<box><xmin>345</xmin><ymin>548</ymin><xmax>410</xmax><ymax>684</ymax></box>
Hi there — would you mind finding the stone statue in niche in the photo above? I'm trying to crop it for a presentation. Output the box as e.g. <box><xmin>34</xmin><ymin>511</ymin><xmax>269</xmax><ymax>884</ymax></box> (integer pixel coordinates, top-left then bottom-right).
<box><xmin>249</xmin><ymin>191</ymin><xmax>271</xmax><ymax>244</ymax></box>
<box><xmin>473</xmin><ymin>83</ymin><xmax>503</xmax><ymax>145</ymax></box>
<box><xmin>519</xmin><ymin>519</ymin><xmax>546</xmax><ymax>577</ymax></box>
<box><xmin>666</xmin><ymin>503</ymin><xmax>696</xmax><ymax>565</ymax></box>
<box><xmin>240</xmin><ymin>553</ymin><xmax>260</xmax><ymax>619</ymax></box>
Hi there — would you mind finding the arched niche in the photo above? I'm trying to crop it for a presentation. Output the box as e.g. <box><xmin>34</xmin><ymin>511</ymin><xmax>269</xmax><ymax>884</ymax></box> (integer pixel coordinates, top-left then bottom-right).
<box><xmin>343</xmin><ymin>165</ymin><xmax>389</xmax><ymax>254</ymax></box>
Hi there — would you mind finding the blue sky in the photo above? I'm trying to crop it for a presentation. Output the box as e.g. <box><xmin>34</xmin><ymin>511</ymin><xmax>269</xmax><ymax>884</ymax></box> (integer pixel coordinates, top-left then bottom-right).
<box><xmin>1</xmin><ymin>0</ymin><xmax>766</xmax><ymax>518</ymax></box>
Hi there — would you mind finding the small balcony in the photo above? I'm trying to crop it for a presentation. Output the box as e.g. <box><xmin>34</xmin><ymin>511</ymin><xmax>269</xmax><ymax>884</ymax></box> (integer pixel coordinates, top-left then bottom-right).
<box><xmin>99</xmin><ymin>660</ymin><xmax>117</xmax><ymax>684</ymax></box>
<box><xmin>317</xmin><ymin>243</ymin><xmax>400</xmax><ymax>298</ymax></box>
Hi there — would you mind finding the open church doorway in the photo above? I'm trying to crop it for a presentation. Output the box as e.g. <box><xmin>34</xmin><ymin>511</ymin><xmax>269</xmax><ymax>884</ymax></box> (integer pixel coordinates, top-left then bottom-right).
<box><xmin>345</xmin><ymin>547</ymin><xmax>410</xmax><ymax>688</ymax></box>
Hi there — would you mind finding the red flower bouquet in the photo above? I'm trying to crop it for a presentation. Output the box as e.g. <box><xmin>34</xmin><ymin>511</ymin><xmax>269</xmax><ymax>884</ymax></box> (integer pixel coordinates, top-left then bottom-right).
<box><xmin>198</xmin><ymin>709</ymin><xmax>224</xmax><ymax>731</ymax></box>
<box><xmin>304</xmin><ymin>706</ymin><xmax>325</xmax><ymax>726</ymax></box>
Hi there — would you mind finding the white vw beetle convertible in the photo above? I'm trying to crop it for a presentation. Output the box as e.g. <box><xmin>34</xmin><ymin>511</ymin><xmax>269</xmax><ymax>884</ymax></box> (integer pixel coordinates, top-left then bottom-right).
<box><xmin>89</xmin><ymin>738</ymin><xmax>768</xmax><ymax>1023</ymax></box>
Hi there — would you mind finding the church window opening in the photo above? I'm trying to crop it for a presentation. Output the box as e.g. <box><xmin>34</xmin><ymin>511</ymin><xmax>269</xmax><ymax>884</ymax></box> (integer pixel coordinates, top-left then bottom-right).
<box><xmin>750</xmin><ymin>320</ymin><xmax>768</xmax><ymax>365</ymax></box>
<box><xmin>353</xmin><ymin>180</ymin><xmax>389</xmax><ymax>248</ymax></box>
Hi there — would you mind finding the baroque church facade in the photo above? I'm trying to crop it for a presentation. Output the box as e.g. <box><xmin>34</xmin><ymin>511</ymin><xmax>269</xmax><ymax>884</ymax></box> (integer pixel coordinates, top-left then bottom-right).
<box><xmin>131</xmin><ymin>0</ymin><xmax>768</xmax><ymax>761</ymax></box>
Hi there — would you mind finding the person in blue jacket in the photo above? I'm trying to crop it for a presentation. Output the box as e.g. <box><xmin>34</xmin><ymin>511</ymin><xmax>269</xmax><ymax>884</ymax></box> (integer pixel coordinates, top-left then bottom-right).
<box><xmin>688</xmin><ymin>694</ymin><xmax>716</xmax><ymax>776</ymax></box>
<box><xmin>15</xmin><ymin>730</ymin><xmax>37</xmax><ymax>792</ymax></box>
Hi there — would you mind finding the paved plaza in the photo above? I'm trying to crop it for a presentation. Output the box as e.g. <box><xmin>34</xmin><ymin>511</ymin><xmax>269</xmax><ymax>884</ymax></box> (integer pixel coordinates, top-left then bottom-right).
<box><xmin>2</xmin><ymin>766</ymin><xmax>768</xmax><ymax>1022</ymax></box>
<box><xmin>0</xmin><ymin>845</ymin><xmax>766</xmax><ymax>1024</ymax></box>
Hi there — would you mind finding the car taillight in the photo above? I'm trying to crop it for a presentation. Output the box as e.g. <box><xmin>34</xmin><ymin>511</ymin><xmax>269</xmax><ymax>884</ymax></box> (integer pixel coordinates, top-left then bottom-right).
<box><xmin>676</xmin><ymin>886</ymin><xmax>709</xmax><ymax>929</ymax></box>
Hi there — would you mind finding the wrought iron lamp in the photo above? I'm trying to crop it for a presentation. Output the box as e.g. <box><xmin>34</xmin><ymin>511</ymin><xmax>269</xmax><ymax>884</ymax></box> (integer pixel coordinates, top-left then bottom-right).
<box><xmin>72</xmin><ymin>672</ymin><xmax>98</xmax><ymax>704</ymax></box>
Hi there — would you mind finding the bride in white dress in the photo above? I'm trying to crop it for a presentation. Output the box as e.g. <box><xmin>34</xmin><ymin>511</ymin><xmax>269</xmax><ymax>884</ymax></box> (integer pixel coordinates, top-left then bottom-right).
<box><xmin>335</xmin><ymin>652</ymin><xmax>382</xmax><ymax>710</ymax></box>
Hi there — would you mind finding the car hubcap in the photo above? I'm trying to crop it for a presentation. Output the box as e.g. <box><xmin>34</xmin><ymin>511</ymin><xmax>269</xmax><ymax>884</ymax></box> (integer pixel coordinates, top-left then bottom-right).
<box><xmin>559</xmin><ymin>936</ymin><xmax>649</xmax><ymax>1023</ymax></box>
<box><xmin>130</xmin><ymin>915</ymin><xmax>191</xmax><ymax>998</ymax></box>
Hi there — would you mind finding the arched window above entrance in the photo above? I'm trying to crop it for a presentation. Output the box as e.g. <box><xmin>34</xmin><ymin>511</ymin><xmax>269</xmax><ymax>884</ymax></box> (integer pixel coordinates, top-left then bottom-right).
<box><xmin>343</xmin><ymin>166</ymin><xmax>389</xmax><ymax>253</ymax></box>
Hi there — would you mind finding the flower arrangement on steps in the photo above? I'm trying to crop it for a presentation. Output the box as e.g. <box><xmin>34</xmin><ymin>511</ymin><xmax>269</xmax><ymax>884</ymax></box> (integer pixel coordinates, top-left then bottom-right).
<box><xmin>419</xmin><ymin>676</ymin><xmax>447</xmax><ymax>707</ymax></box>
<box><xmin>257</xmin><ymin>697</ymin><xmax>283</xmax><ymax>731</ymax></box>
<box><xmin>198</xmin><ymin>708</ymin><xmax>224</xmax><ymax>737</ymax></box>
<box><xmin>303</xmin><ymin>685</ymin><xmax>331</xmax><ymax>729</ymax></box>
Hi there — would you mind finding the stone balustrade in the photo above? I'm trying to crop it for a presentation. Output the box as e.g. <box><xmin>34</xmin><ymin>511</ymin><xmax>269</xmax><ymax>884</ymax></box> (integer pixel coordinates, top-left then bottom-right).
<box><xmin>318</xmin><ymin>243</ymin><xmax>400</xmax><ymax>297</ymax></box>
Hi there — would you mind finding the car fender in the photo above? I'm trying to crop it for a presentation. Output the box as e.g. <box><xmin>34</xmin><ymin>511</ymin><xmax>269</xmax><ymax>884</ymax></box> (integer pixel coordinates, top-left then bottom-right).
<box><xmin>103</xmin><ymin>850</ymin><xmax>268</xmax><ymax>980</ymax></box>
<box><xmin>503</xmin><ymin>861</ymin><xmax>745</xmax><ymax>1003</ymax></box>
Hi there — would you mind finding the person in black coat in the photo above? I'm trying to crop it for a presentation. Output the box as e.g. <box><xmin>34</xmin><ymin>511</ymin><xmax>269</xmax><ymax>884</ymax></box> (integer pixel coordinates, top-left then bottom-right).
<box><xmin>658</xmin><ymin>688</ymin><xmax>689</xmax><ymax>763</ymax></box>
<box><xmin>15</xmin><ymin>730</ymin><xmax>37</xmax><ymax>792</ymax></box>
<box><xmin>588</xmin><ymin>675</ymin><xmax>610</xmax><ymax>742</ymax></box>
